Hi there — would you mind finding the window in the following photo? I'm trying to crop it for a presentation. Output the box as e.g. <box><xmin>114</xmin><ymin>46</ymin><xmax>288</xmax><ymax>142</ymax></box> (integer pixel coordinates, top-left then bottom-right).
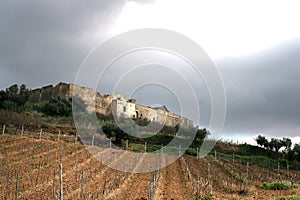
<box><xmin>123</xmin><ymin>106</ymin><xmax>126</xmax><ymax>112</ymax></box>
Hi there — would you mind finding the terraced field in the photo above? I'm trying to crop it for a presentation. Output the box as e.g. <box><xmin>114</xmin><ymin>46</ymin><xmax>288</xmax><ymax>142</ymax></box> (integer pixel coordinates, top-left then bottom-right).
<box><xmin>1</xmin><ymin>134</ymin><xmax>300</xmax><ymax>199</ymax></box>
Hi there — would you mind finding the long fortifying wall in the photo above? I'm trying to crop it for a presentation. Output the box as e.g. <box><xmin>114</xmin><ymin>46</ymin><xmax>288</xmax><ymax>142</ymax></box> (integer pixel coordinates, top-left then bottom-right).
<box><xmin>29</xmin><ymin>82</ymin><xmax>72</xmax><ymax>103</ymax></box>
<box><xmin>29</xmin><ymin>82</ymin><xmax>111</xmax><ymax>115</ymax></box>
<box><xmin>28</xmin><ymin>82</ymin><xmax>193</xmax><ymax>127</ymax></box>
<box><xmin>135</xmin><ymin>104</ymin><xmax>193</xmax><ymax>127</ymax></box>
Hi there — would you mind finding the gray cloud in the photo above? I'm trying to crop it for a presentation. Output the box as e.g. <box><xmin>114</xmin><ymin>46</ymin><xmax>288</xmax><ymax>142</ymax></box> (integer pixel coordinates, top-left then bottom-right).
<box><xmin>0</xmin><ymin>0</ymin><xmax>126</xmax><ymax>88</ymax></box>
<box><xmin>218</xmin><ymin>39</ymin><xmax>300</xmax><ymax>138</ymax></box>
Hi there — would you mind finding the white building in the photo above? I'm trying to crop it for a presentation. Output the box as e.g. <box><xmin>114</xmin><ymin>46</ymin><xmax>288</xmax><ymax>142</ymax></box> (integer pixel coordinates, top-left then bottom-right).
<box><xmin>111</xmin><ymin>95</ymin><xmax>136</xmax><ymax>119</ymax></box>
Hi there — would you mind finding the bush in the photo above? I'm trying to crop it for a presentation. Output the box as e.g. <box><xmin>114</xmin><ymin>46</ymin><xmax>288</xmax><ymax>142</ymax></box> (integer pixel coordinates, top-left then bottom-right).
<box><xmin>0</xmin><ymin>84</ymin><xmax>30</xmax><ymax>112</ymax></box>
<box><xmin>260</xmin><ymin>181</ymin><xmax>297</xmax><ymax>190</ymax></box>
<box><xmin>130</xmin><ymin>144</ymin><xmax>144</xmax><ymax>152</ymax></box>
<box><xmin>41</xmin><ymin>97</ymin><xmax>72</xmax><ymax>117</ymax></box>
<box><xmin>238</xmin><ymin>143</ymin><xmax>282</xmax><ymax>159</ymax></box>
<box><xmin>1</xmin><ymin>100</ymin><xmax>22</xmax><ymax>112</ymax></box>
<box><xmin>144</xmin><ymin>134</ymin><xmax>173</xmax><ymax>145</ymax></box>
<box><xmin>146</xmin><ymin>144</ymin><xmax>162</xmax><ymax>152</ymax></box>
<box><xmin>185</xmin><ymin>148</ymin><xmax>197</xmax><ymax>156</ymax></box>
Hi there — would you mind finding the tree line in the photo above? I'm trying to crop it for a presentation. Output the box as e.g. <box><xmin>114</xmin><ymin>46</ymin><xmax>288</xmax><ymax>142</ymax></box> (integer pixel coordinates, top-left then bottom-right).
<box><xmin>0</xmin><ymin>84</ymin><xmax>87</xmax><ymax>117</ymax></box>
<box><xmin>0</xmin><ymin>84</ymin><xmax>30</xmax><ymax>112</ymax></box>
<box><xmin>255</xmin><ymin>135</ymin><xmax>300</xmax><ymax>162</ymax></box>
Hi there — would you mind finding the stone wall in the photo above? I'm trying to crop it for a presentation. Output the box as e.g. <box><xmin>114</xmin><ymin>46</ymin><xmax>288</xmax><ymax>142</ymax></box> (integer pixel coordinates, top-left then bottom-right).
<box><xmin>28</xmin><ymin>82</ymin><xmax>193</xmax><ymax>127</ymax></box>
<box><xmin>29</xmin><ymin>82</ymin><xmax>72</xmax><ymax>103</ymax></box>
<box><xmin>136</xmin><ymin>104</ymin><xmax>193</xmax><ymax>127</ymax></box>
<box><xmin>29</xmin><ymin>82</ymin><xmax>109</xmax><ymax>115</ymax></box>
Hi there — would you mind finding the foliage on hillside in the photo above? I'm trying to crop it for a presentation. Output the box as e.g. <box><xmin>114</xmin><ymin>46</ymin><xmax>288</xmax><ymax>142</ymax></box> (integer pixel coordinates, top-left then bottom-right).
<box><xmin>0</xmin><ymin>84</ymin><xmax>30</xmax><ymax>112</ymax></box>
<box><xmin>99</xmin><ymin>119</ymin><xmax>207</xmax><ymax>146</ymax></box>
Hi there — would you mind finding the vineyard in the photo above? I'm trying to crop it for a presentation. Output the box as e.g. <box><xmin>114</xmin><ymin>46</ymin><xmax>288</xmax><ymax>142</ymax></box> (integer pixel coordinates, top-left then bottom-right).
<box><xmin>1</xmin><ymin>130</ymin><xmax>300</xmax><ymax>199</ymax></box>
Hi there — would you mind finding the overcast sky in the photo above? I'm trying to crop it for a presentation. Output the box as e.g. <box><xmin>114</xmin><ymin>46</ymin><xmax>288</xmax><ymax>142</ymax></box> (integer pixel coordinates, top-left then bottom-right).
<box><xmin>1</xmin><ymin>0</ymin><xmax>300</xmax><ymax>144</ymax></box>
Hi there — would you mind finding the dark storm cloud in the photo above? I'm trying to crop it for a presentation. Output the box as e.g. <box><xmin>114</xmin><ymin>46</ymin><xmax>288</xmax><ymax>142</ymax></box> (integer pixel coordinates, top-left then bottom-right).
<box><xmin>218</xmin><ymin>38</ymin><xmax>300</xmax><ymax>137</ymax></box>
<box><xmin>0</xmin><ymin>0</ymin><xmax>128</xmax><ymax>89</ymax></box>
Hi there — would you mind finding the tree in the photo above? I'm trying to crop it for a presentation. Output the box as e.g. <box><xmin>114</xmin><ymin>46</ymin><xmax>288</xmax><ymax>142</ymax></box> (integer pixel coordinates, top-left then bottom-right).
<box><xmin>287</xmin><ymin>149</ymin><xmax>296</xmax><ymax>161</ymax></box>
<box><xmin>282</xmin><ymin>137</ymin><xmax>292</xmax><ymax>151</ymax></box>
<box><xmin>101</xmin><ymin>121</ymin><xmax>124</xmax><ymax>145</ymax></box>
<box><xmin>293</xmin><ymin>144</ymin><xmax>300</xmax><ymax>162</ymax></box>
<box><xmin>42</xmin><ymin>97</ymin><xmax>72</xmax><ymax>117</ymax></box>
<box><xmin>6</xmin><ymin>84</ymin><xmax>19</xmax><ymax>98</ymax></box>
<box><xmin>266</xmin><ymin>141</ymin><xmax>274</xmax><ymax>151</ymax></box>
<box><xmin>255</xmin><ymin>135</ymin><xmax>268</xmax><ymax>148</ymax></box>
<box><xmin>196</xmin><ymin>128</ymin><xmax>210</xmax><ymax>140</ymax></box>
<box><xmin>0</xmin><ymin>84</ymin><xmax>30</xmax><ymax>111</ymax></box>
<box><xmin>270</xmin><ymin>138</ymin><xmax>284</xmax><ymax>152</ymax></box>
<box><xmin>187</xmin><ymin>128</ymin><xmax>210</xmax><ymax>148</ymax></box>
<box><xmin>17</xmin><ymin>84</ymin><xmax>30</xmax><ymax>105</ymax></box>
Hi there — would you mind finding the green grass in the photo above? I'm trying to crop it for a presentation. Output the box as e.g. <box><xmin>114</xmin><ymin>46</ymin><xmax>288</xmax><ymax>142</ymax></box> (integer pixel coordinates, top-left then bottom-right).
<box><xmin>209</xmin><ymin>151</ymin><xmax>300</xmax><ymax>171</ymax></box>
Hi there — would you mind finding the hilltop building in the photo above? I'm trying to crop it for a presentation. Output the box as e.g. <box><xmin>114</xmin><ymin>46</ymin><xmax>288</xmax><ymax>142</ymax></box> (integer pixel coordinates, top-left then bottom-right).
<box><xmin>29</xmin><ymin>82</ymin><xmax>193</xmax><ymax>127</ymax></box>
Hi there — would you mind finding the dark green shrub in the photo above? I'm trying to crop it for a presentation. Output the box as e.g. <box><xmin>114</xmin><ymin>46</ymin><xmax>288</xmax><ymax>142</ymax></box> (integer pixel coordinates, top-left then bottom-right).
<box><xmin>260</xmin><ymin>181</ymin><xmax>297</xmax><ymax>190</ymax></box>
<box><xmin>185</xmin><ymin>148</ymin><xmax>197</xmax><ymax>156</ymax></box>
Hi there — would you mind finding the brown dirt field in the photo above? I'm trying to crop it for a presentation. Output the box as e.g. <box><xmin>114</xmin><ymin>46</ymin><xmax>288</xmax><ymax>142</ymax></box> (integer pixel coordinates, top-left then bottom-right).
<box><xmin>1</xmin><ymin>134</ymin><xmax>300</xmax><ymax>200</ymax></box>
<box><xmin>154</xmin><ymin>156</ymin><xmax>194</xmax><ymax>200</ymax></box>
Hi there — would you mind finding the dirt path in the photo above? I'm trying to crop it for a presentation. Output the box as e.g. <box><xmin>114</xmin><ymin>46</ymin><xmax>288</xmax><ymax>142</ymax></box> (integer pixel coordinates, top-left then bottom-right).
<box><xmin>105</xmin><ymin>153</ymin><xmax>150</xmax><ymax>200</ymax></box>
<box><xmin>154</xmin><ymin>156</ymin><xmax>194</xmax><ymax>200</ymax></box>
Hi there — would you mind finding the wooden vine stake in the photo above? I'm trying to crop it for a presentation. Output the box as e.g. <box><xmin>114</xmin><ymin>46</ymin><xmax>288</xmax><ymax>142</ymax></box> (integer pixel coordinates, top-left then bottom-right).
<box><xmin>5</xmin><ymin>171</ymin><xmax>10</xmax><ymax>199</ymax></box>
<box><xmin>81</xmin><ymin>169</ymin><xmax>85</xmax><ymax>200</ymax></box>
<box><xmin>196</xmin><ymin>173</ymin><xmax>200</xmax><ymax>196</ymax></box>
<box><xmin>102</xmin><ymin>171</ymin><xmax>107</xmax><ymax>200</ymax></box>
<box><xmin>90</xmin><ymin>159</ymin><xmax>92</xmax><ymax>179</ymax></box>
<box><xmin>2</xmin><ymin>124</ymin><xmax>6</xmax><ymax>135</ymax></box>
<box><xmin>207</xmin><ymin>163</ymin><xmax>212</xmax><ymax>196</ymax></box>
<box><xmin>21</xmin><ymin>125</ymin><xmax>24</xmax><ymax>136</ymax></box>
<box><xmin>16</xmin><ymin>173</ymin><xmax>19</xmax><ymax>200</ymax></box>
<box><xmin>92</xmin><ymin>135</ymin><xmax>94</xmax><ymax>147</ymax></box>
<box><xmin>36</xmin><ymin>163</ymin><xmax>41</xmax><ymax>185</ymax></box>
<box><xmin>59</xmin><ymin>162</ymin><xmax>63</xmax><ymax>200</ymax></box>
<box><xmin>239</xmin><ymin>165</ymin><xmax>242</xmax><ymax>192</ymax></box>
<box><xmin>147</xmin><ymin>164</ymin><xmax>151</xmax><ymax>200</ymax></box>
<box><xmin>58</xmin><ymin>130</ymin><xmax>61</xmax><ymax>141</ymax></box>
<box><xmin>75</xmin><ymin>131</ymin><xmax>78</xmax><ymax>143</ymax></box>
<box><xmin>47</xmin><ymin>147</ymin><xmax>50</xmax><ymax>165</ymax></box>
<box><xmin>75</xmin><ymin>164</ymin><xmax>78</xmax><ymax>188</ymax></box>
<box><xmin>39</xmin><ymin>129</ymin><xmax>42</xmax><ymax>140</ymax></box>
<box><xmin>246</xmin><ymin>162</ymin><xmax>249</xmax><ymax>193</ymax></box>
<box><xmin>53</xmin><ymin>169</ymin><xmax>56</xmax><ymax>200</ymax></box>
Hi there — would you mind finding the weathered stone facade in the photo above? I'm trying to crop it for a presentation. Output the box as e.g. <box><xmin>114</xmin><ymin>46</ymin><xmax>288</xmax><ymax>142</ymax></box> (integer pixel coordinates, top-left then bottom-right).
<box><xmin>29</xmin><ymin>83</ymin><xmax>193</xmax><ymax>127</ymax></box>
